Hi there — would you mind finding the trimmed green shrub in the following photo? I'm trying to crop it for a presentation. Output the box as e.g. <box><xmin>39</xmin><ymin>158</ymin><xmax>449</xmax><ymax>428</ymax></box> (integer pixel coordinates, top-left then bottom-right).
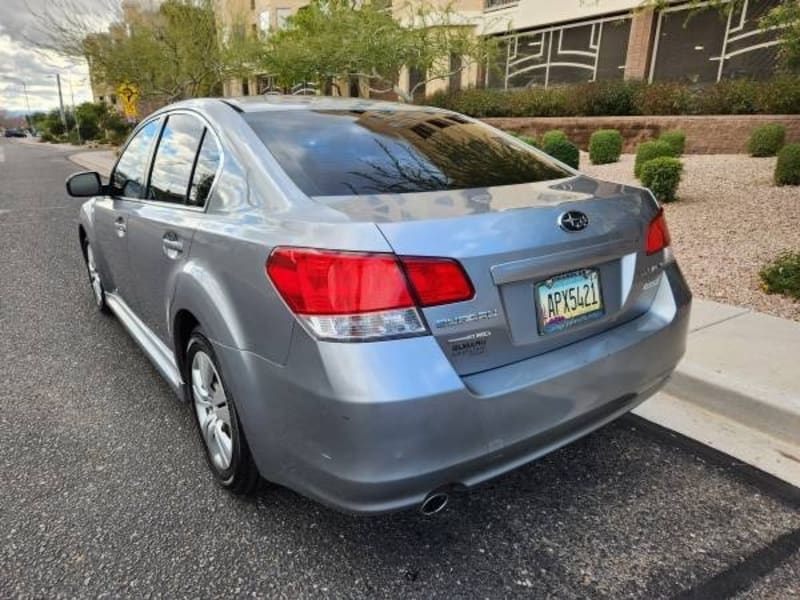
<box><xmin>425</xmin><ymin>77</ymin><xmax>800</xmax><ymax>119</ymax></box>
<box><xmin>633</xmin><ymin>81</ymin><xmax>694</xmax><ymax>115</ymax></box>
<box><xmin>640</xmin><ymin>157</ymin><xmax>683</xmax><ymax>203</ymax></box>
<box><xmin>748</xmin><ymin>123</ymin><xmax>786</xmax><ymax>157</ymax></box>
<box><xmin>543</xmin><ymin>138</ymin><xmax>580</xmax><ymax>169</ymax></box>
<box><xmin>508</xmin><ymin>131</ymin><xmax>540</xmax><ymax>148</ymax></box>
<box><xmin>775</xmin><ymin>143</ymin><xmax>800</xmax><ymax>185</ymax></box>
<box><xmin>760</xmin><ymin>252</ymin><xmax>800</xmax><ymax>300</ymax></box>
<box><xmin>566</xmin><ymin>80</ymin><xmax>643</xmax><ymax>116</ymax></box>
<box><xmin>634</xmin><ymin>140</ymin><xmax>676</xmax><ymax>178</ymax></box>
<box><xmin>589</xmin><ymin>129</ymin><xmax>623</xmax><ymax>164</ymax></box>
<box><xmin>696</xmin><ymin>79</ymin><xmax>759</xmax><ymax>114</ymax></box>
<box><xmin>658</xmin><ymin>130</ymin><xmax>686</xmax><ymax>156</ymax></box>
<box><xmin>541</xmin><ymin>130</ymin><xmax>568</xmax><ymax>147</ymax></box>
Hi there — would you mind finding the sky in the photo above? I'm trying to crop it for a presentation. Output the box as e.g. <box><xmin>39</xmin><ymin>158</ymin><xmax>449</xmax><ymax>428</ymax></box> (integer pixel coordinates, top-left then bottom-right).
<box><xmin>0</xmin><ymin>0</ymin><xmax>117</xmax><ymax>115</ymax></box>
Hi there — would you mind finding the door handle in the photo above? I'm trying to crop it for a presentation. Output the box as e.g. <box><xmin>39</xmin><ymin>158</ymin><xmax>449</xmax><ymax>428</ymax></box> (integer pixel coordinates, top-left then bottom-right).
<box><xmin>162</xmin><ymin>232</ymin><xmax>184</xmax><ymax>257</ymax></box>
<box><xmin>114</xmin><ymin>216</ymin><xmax>126</xmax><ymax>237</ymax></box>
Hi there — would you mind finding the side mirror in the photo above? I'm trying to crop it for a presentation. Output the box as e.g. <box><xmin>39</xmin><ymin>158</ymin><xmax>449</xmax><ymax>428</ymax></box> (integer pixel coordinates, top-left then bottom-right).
<box><xmin>66</xmin><ymin>171</ymin><xmax>104</xmax><ymax>197</ymax></box>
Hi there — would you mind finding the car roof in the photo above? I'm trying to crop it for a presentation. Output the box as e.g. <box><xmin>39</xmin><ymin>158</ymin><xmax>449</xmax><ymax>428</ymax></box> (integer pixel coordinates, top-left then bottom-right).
<box><xmin>216</xmin><ymin>95</ymin><xmax>450</xmax><ymax>114</ymax></box>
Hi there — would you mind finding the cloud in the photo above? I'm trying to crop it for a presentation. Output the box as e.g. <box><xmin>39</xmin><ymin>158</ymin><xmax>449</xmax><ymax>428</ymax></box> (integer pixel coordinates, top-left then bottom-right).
<box><xmin>0</xmin><ymin>0</ymin><xmax>119</xmax><ymax>113</ymax></box>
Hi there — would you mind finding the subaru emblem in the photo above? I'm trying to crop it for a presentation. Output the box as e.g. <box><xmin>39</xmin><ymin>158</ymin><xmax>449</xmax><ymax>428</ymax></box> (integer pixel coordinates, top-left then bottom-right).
<box><xmin>558</xmin><ymin>211</ymin><xmax>589</xmax><ymax>232</ymax></box>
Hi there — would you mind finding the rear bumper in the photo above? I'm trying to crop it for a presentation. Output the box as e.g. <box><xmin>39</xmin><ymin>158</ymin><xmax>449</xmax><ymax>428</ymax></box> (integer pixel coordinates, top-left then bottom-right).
<box><xmin>215</xmin><ymin>263</ymin><xmax>691</xmax><ymax>515</ymax></box>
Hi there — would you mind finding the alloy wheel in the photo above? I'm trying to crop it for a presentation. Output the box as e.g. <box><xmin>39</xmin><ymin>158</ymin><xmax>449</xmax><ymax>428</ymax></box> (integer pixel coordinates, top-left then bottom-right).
<box><xmin>191</xmin><ymin>351</ymin><xmax>234</xmax><ymax>471</ymax></box>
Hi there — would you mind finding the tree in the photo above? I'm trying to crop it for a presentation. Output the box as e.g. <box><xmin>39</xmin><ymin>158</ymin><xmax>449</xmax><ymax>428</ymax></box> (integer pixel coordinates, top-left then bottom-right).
<box><xmin>262</xmin><ymin>0</ymin><xmax>496</xmax><ymax>102</ymax></box>
<box><xmin>30</xmin><ymin>0</ymin><xmax>262</xmax><ymax>103</ymax></box>
<box><xmin>640</xmin><ymin>0</ymin><xmax>800</xmax><ymax>70</ymax></box>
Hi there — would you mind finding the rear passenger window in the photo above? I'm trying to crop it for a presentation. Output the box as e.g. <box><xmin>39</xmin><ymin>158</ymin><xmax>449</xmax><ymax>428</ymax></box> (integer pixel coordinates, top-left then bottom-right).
<box><xmin>188</xmin><ymin>132</ymin><xmax>221</xmax><ymax>207</ymax></box>
<box><xmin>148</xmin><ymin>114</ymin><xmax>204</xmax><ymax>204</ymax></box>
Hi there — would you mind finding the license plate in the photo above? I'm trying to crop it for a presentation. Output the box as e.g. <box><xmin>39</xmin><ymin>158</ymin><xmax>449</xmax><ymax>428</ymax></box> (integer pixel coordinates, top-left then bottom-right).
<box><xmin>536</xmin><ymin>268</ymin><xmax>603</xmax><ymax>334</ymax></box>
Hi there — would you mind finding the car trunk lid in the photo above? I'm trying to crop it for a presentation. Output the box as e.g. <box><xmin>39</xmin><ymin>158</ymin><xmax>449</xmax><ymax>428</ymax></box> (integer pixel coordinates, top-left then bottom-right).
<box><xmin>319</xmin><ymin>177</ymin><xmax>661</xmax><ymax>376</ymax></box>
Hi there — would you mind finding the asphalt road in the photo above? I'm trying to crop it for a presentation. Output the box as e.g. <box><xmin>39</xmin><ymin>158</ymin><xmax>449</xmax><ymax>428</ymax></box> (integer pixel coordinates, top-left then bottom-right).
<box><xmin>1</xmin><ymin>137</ymin><xmax>798</xmax><ymax>599</ymax></box>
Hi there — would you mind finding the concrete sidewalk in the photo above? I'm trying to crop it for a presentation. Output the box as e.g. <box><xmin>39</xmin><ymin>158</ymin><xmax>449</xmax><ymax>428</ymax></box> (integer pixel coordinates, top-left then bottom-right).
<box><xmin>70</xmin><ymin>150</ymin><xmax>116</xmax><ymax>176</ymax></box>
<box><xmin>637</xmin><ymin>300</ymin><xmax>800</xmax><ymax>487</ymax></box>
<box><xmin>65</xmin><ymin>150</ymin><xmax>800</xmax><ymax>485</ymax></box>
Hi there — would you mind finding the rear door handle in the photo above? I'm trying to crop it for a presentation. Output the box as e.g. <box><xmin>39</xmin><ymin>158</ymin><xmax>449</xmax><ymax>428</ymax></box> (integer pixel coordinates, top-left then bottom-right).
<box><xmin>162</xmin><ymin>232</ymin><xmax>184</xmax><ymax>257</ymax></box>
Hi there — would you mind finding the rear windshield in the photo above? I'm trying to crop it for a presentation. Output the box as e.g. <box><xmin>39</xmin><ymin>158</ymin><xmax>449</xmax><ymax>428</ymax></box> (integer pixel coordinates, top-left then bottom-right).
<box><xmin>243</xmin><ymin>109</ymin><xmax>570</xmax><ymax>196</ymax></box>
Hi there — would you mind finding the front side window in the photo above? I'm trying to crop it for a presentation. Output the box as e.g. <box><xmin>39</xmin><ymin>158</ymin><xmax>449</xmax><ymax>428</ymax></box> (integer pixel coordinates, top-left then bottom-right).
<box><xmin>111</xmin><ymin>119</ymin><xmax>160</xmax><ymax>198</ymax></box>
<box><xmin>243</xmin><ymin>109</ymin><xmax>570</xmax><ymax>196</ymax></box>
<box><xmin>188</xmin><ymin>132</ymin><xmax>221</xmax><ymax>207</ymax></box>
<box><xmin>148</xmin><ymin>114</ymin><xmax>204</xmax><ymax>204</ymax></box>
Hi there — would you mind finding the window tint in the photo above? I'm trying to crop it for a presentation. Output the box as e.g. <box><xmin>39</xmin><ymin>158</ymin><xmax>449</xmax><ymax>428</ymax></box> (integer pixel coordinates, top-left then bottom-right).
<box><xmin>112</xmin><ymin>119</ymin><xmax>160</xmax><ymax>198</ymax></box>
<box><xmin>148</xmin><ymin>114</ymin><xmax>204</xmax><ymax>204</ymax></box>
<box><xmin>243</xmin><ymin>110</ymin><xmax>570</xmax><ymax>196</ymax></box>
<box><xmin>188</xmin><ymin>132</ymin><xmax>221</xmax><ymax>207</ymax></box>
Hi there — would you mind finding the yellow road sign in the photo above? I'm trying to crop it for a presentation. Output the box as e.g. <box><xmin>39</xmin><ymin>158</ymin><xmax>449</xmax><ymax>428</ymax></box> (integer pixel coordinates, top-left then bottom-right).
<box><xmin>117</xmin><ymin>83</ymin><xmax>140</xmax><ymax>119</ymax></box>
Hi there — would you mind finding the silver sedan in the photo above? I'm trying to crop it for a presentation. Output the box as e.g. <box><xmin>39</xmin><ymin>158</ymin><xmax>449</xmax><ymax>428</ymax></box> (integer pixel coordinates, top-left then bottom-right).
<box><xmin>66</xmin><ymin>96</ymin><xmax>691</xmax><ymax>515</ymax></box>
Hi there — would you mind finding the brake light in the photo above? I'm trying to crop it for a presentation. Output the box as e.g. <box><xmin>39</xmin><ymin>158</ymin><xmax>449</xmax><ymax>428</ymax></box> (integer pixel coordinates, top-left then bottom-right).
<box><xmin>400</xmin><ymin>257</ymin><xmax>474</xmax><ymax>307</ymax></box>
<box><xmin>646</xmin><ymin>209</ymin><xmax>671</xmax><ymax>255</ymax></box>
<box><xmin>266</xmin><ymin>248</ymin><xmax>473</xmax><ymax>341</ymax></box>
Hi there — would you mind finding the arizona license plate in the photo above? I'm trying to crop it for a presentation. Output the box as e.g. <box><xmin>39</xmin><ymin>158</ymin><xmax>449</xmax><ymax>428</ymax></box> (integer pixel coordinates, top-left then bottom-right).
<box><xmin>536</xmin><ymin>268</ymin><xmax>603</xmax><ymax>334</ymax></box>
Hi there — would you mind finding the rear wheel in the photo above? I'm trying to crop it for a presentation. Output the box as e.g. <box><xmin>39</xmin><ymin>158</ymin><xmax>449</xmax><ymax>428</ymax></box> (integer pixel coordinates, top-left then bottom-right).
<box><xmin>82</xmin><ymin>240</ymin><xmax>110</xmax><ymax>314</ymax></box>
<box><xmin>187</xmin><ymin>329</ymin><xmax>259</xmax><ymax>494</ymax></box>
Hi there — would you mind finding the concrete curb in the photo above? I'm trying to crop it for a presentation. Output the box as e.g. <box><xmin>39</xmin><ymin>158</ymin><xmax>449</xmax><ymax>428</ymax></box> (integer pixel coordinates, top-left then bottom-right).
<box><xmin>666</xmin><ymin>365</ymin><xmax>800</xmax><ymax>446</ymax></box>
<box><xmin>649</xmin><ymin>299</ymin><xmax>800</xmax><ymax>463</ymax></box>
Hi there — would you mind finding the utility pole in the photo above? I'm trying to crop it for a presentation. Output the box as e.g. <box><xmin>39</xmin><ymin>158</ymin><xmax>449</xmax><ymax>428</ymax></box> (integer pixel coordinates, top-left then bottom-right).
<box><xmin>55</xmin><ymin>73</ymin><xmax>67</xmax><ymax>132</ymax></box>
<box><xmin>20</xmin><ymin>81</ymin><xmax>31</xmax><ymax>127</ymax></box>
<box><xmin>67</xmin><ymin>78</ymin><xmax>82</xmax><ymax>145</ymax></box>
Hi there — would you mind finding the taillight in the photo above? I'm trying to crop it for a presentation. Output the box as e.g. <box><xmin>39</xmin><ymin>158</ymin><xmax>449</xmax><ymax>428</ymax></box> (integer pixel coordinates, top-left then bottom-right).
<box><xmin>266</xmin><ymin>247</ymin><xmax>473</xmax><ymax>341</ymax></box>
<box><xmin>400</xmin><ymin>257</ymin><xmax>474</xmax><ymax>307</ymax></box>
<box><xmin>646</xmin><ymin>209</ymin><xmax>671</xmax><ymax>255</ymax></box>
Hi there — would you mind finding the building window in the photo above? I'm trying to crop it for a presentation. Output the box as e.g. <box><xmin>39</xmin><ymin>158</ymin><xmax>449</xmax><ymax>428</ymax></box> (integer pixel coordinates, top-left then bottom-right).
<box><xmin>251</xmin><ymin>23</ymin><xmax>258</xmax><ymax>38</ymax></box>
<box><xmin>488</xmin><ymin>15</ymin><xmax>631</xmax><ymax>89</ymax></box>
<box><xmin>250</xmin><ymin>0</ymin><xmax>256</xmax><ymax>10</ymax></box>
<box><xmin>650</xmin><ymin>0</ymin><xmax>782</xmax><ymax>83</ymax></box>
<box><xmin>259</xmin><ymin>10</ymin><xmax>270</xmax><ymax>33</ymax></box>
<box><xmin>449</xmin><ymin>54</ymin><xmax>462</xmax><ymax>92</ymax></box>
<box><xmin>242</xmin><ymin>79</ymin><xmax>250</xmax><ymax>96</ymax></box>
<box><xmin>277</xmin><ymin>8</ymin><xmax>291</xmax><ymax>30</ymax></box>
<box><xmin>408</xmin><ymin>65</ymin><xmax>426</xmax><ymax>101</ymax></box>
<box><xmin>485</xmin><ymin>0</ymin><xmax>517</xmax><ymax>10</ymax></box>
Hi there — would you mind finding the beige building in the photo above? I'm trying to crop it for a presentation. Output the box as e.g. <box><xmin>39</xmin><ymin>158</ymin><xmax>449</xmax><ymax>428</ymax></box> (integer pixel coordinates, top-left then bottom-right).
<box><xmin>217</xmin><ymin>0</ymin><xmax>784</xmax><ymax>100</ymax></box>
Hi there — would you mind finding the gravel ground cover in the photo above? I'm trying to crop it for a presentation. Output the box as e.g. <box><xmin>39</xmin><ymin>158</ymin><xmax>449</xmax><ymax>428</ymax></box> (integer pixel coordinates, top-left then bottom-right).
<box><xmin>582</xmin><ymin>153</ymin><xmax>800</xmax><ymax>321</ymax></box>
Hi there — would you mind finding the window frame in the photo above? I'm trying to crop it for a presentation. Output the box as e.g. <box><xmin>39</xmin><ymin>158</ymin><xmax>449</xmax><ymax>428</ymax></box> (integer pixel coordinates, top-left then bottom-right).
<box><xmin>110</xmin><ymin>109</ymin><xmax>225</xmax><ymax>213</ymax></box>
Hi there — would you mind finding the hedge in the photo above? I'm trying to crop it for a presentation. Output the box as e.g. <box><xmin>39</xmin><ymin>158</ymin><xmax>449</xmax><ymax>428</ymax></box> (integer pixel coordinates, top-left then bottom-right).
<box><xmin>775</xmin><ymin>143</ymin><xmax>800</xmax><ymax>185</ymax></box>
<box><xmin>640</xmin><ymin>157</ymin><xmax>683</xmax><ymax>203</ymax></box>
<box><xmin>748</xmin><ymin>123</ymin><xmax>786</xmax><ymax>157</ymax></box>
<box><xmin>634</xmin><ymin>140</ymin><xmax>676</xmax><ymax>178</ymax></box>
<box><xmin>426</xmin><ymin>76</ymin><xmax>800</xmax><ymax>118</ymax></box>
<box><xmin>589</xmin><ymin>129</ymin><xmax>623</xmax><ymax>164</ymax></box>
<box><xmin>541</xmin><ymin>129</ymin><xmax>568</xmax><ymax>147</ymax></box>
<box><xmin>658</xmin><ymin>130</ymin><xmax>686</xmax><ymax>156</ymax></box>
<box><xmin>760</xmin><ymin>252</ymin><xmax>800</xmax><ymax>299</ymax></box>
<box><xmin>543</xmin><ymin>138</ymin><xmax>579</xmax><ymax>169</ymax></box>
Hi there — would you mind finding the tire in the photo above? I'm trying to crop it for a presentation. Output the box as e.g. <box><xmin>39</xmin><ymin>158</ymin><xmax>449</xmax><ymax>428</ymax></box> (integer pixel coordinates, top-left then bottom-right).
<box><xmin>186</xmin><ymin>329</ymin><xmax>259</xmax><ymax>494</ymax></box>
<box><xmin>82</xmin><ymin>239</ymin><xmax>111</xmax><ymax>314</ymax></box>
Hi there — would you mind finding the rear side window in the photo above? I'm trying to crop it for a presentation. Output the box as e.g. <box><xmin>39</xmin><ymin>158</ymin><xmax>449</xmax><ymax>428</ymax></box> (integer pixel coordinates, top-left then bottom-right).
<box><xmin>112</xmin><ymin>119</ymin><xmax>160</xmax><ymax>198</ymax></box>
<box><xmin>148</xmin><ymin>114</ymin><xmax>205</xmax><ymax>204</ymax></box>
<box><xmin>188</xmin><ymin>132</ymin><xmax>221</xmax><ymax>207</ymax></box>
<box><xmin>243</xmin><ymin>109</ymin><xmax>570</xmax><ymax>196</ymax></box>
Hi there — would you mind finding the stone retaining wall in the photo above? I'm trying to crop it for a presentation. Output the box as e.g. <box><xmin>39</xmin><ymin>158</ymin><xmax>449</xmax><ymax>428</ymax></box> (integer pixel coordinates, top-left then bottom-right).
<box><xmin>483</xmin><ymin>115</ymin><xmax>800</xmax><ymax>154</ymax></box>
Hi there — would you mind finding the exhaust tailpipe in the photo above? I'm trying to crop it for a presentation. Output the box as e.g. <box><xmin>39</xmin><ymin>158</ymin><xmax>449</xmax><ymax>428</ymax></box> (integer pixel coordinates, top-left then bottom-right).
<box><xmin>420</xmin><ymin>491</ymin><xmax>449</xmax><ymax>515</ymax></box>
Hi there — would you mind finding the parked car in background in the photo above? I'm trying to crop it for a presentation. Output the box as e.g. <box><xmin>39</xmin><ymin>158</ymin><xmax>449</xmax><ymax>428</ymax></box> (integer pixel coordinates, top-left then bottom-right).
<box><xmin>3</xmin><ymin>128</ymin><xmax>27</xmax><ymax>138</ymax></box>
<box><xmin>66</xmin><ymin>96</ymin><xmax>691</xmax><ymax>515</ymax></box>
